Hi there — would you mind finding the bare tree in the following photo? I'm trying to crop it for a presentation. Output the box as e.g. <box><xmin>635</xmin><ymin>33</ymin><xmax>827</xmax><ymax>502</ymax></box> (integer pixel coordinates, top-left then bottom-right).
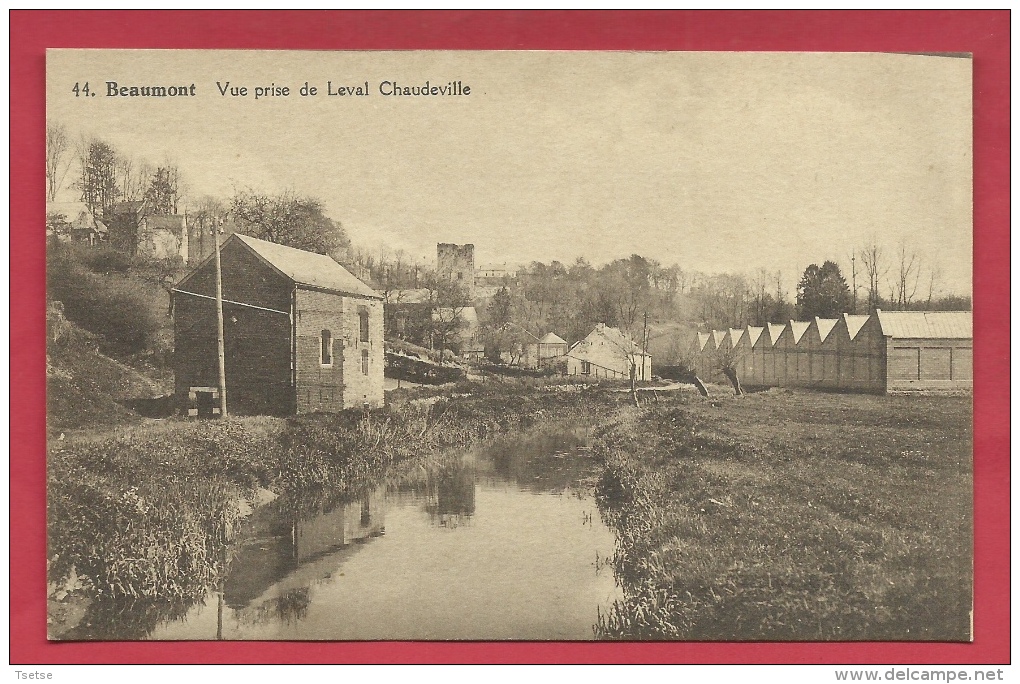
<box><xmin>118</xmin><ymin>157</ymin><xmax>154</xmax><ymax>202</ymax></box>
<box><xmin>893</xmin><ymin>242</ymin><xmax>921</xmax><ymax>310</ymax></box>
<box><xmin>858</xmin><ymin>242</ymin><xmax>886</xmax><ymax>313</ymax></box>
<box><xmin>45</xmin><ymin>122</ymin><xmax>73</xmax><ymax>202</ymax></box>
<box><xmin>926</xmin><ymin>261</ymin><xmax>943</xmax><ymax>308</ymax></box>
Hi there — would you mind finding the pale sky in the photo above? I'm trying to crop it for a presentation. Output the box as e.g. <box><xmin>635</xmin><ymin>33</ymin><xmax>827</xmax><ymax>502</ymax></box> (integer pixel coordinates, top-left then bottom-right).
<box><xmin>47</xmin><ymin>50</ymin><xmax>973</xmax><ymax>296</ymax></box>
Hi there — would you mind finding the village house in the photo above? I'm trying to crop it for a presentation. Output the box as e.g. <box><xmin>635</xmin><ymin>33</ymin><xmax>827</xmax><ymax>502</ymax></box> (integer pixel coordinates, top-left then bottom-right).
<box><xmin>172</xmin><ymin>233</ymin><xmax>384</xmax><ymax>416</ymax></box>
<box><xmin>105</xmin><ymin>199</ymin><xmax>189</xmax><ymax>262</ymax></box>
<box><xmin>565</xmin><ymin>323</ymin><xmax>652</xmax><ymax>380</ymax></box>
<box><xmin>46</xmin><ymin>201</ymin><xmax>107</xmax><ymax>245</ymax></box>
<box><xmin>521</xmin><ymin>332</ymin><xmax>569</xmax><ymax>369</ymax></box>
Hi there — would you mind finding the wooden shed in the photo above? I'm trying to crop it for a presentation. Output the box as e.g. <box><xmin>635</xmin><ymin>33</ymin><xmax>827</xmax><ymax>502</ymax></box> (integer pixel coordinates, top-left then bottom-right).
<box><xmin>871</xmin><ymin>310</ymin><xmax>973</xmax><ymax>391</ymax></box>
<box><xmin>173</xmin><ymin>234</ymin><xmax>384</xmax><ymax>416</ymax></box>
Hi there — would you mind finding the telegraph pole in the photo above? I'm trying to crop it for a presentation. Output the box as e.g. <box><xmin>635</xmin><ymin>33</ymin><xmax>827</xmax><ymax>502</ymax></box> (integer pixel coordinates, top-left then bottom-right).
<box><xmin>642</xmin><ymin>311</ymin><xmax>649</xmax><ymax>381</ymax></box>
<box><xmin>213</xmin><ymin>218</ymin><xmax>228</xmax><ymax>418</ymax></box>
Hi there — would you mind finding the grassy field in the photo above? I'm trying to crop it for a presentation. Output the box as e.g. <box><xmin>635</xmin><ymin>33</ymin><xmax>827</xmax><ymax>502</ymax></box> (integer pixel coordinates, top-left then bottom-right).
<box><xmin>592</xmin><ymin>387</ymin><xmax>973</xmax><ymax>640</ymax></box>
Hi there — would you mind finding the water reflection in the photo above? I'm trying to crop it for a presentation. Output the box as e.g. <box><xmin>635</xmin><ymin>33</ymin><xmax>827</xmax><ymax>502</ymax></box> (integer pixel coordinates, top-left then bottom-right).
<box><xmin>98</xmin><ymin>421</ymin><xmax>620</xmax><ymax>640</ymax></box>
<box><xmin>422</xmin><ymin>458</ymin><xmax>476</xmax><ymax>528</ymax></box>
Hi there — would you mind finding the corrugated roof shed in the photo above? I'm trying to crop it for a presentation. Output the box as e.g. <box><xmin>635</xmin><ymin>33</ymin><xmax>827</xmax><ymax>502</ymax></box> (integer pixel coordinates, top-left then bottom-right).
<box><xmin>234</xmin><ymin>234</ymin><xmax>381</xmax><ymax>299</ymax></box>
<box><xmin>843</xmin><ymin>314</ymin><xmax>870</xmax><ymax>340</ymax></box>
<box><xmin>815</xmin><ymin>317</ymin><xmax>838</xmax><ymax>342</ymax></box>
<box><xmin>875</xmin><ymin>310</ymin><xmax>972</xmax><ymax>339</ymax></box>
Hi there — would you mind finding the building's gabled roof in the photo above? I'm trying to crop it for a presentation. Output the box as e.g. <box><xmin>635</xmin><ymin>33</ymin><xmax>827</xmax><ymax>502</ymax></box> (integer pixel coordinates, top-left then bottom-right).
<box><xmin>814</xmin><ymin>317</ymin><xmax>838</xmax><ymax>343</ymax></box>
<box><xmin>568</xmin><ymin>324</ymin><xmax>649</xmax><ymax>360</ymax></box>
<box><xmin>106</xmin><ymin>200</ymin><xmax>147</xmax><ymax>216</ymax></box>
<box><xmin>179</xmin><ymin>233</ymin><xmax>381</xmax><ymax>299</ymax></box>
<box><xmin>843</xmin><ymin>314</ymin><xmax>870</xmax><ymax>341</ymax></box>
<box><xmin>144</xmin><ymin>215</ymin><xmax>187</xmax><ymax>235</ymax></box>
<box><xmin>745</xmin><ymin>326</ymin><xmax>765</xmax><ymax>347</ymax></box>
<box><xmin>696</xmin><ymin>332</ymin><xmax>711</xmax><ymax>351</ymax></box>
<box><xmin>539</xmin><ymin>332</ymin><xmax>567</xmax><ymax>345</ymax></box>
<box><xmin>765</xmin><ymin>323</ymin><xmax>786</xmax><ymax>345</ymax></box>
<box><xmin>875</xmin><ymin>310</ymin><xmax>972</xmax><ymax>339</ymax></box>
<box><xmin>786</xmin><ymin>320</ymin><xmax>810</xmax><ymax>343</ymax></box>
<box><xmin>711</xmin><ymin>330</ymin><xmax>727</xmax><ymax>349</ymax></box>
<box><xmin>46</xmin><ymin>202</ymin><xmax>99</xmax><ymax>230</ymax></box>
<box><xmin>234</xmin><ymin>234</ymin><xmax>381</xmax><ymax>299</ymax></box>
<box><xmin>727</xmin><ymin>328</ymin><xmax>745</xmax><ymax>347</ymax></box>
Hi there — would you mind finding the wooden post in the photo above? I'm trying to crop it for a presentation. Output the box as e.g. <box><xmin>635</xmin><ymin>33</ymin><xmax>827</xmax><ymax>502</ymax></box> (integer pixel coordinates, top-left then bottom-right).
<box><xmin>642</xmin><ymin>311</ymin><xmax>649</xmax><ymax>381</ymax></box>
<box><xmin>213</xmin><ymin>221</ymin><xmax>228</xmax><ymax>418</ymax></box>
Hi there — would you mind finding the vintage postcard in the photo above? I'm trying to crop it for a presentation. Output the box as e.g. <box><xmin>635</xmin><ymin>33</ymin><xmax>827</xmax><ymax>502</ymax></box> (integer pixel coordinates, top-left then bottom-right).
<box><xmin>44</xmin><ymin>49</ymin><xmax>973</xmax><ymax>642</ymax></box>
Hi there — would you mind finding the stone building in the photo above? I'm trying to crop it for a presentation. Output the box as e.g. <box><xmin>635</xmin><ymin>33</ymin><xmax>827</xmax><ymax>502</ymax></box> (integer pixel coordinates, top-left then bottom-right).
<box><xmin>173</xmin><ymin>234</ymin><xmax>383</xmax><ymax>416</ymax></box>
<box><xmin>437</xmin><ymin>243</ymin><xmax>476</xmax><ymax>301</ymax></box>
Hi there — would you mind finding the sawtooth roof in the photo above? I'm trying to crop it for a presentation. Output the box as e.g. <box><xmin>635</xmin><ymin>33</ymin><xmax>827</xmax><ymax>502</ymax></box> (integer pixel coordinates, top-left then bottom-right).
<box><xmin>745</xmin><ymin>326</ymin><xmax>765</xmax><ymax>347</ymax></box>
<box><xmin>765</xmin><ymin>323</ymin><xmax>786</xmax><ymax>345</ymax></box>
<box><xmin>787</xmin><ymin>321</ymin><xmax>810</xmax><ymax>343</ymax></box>
<box><xmin>814</xmin><ymin>317</ymin><xmax>839</xmax><ymax>343</ymax></box>
<box><xmin>843</xmin><ymin>314</ymin><xmax>871</xmax><ymax>340</ymax></box>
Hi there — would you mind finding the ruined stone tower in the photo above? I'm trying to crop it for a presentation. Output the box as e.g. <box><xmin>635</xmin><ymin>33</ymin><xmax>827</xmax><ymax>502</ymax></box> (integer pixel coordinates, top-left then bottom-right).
<box><xmin>436</xmin><ymin>243</ymin><xmax>475</xmax><ymax>301</ymax></box>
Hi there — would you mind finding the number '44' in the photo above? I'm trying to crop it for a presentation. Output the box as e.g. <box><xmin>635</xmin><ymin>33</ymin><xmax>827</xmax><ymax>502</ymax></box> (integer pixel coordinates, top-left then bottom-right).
<box><xmin>72</xmin><ymin>82</ymin><xmax>91</xmax><ymax>97</ymax></box>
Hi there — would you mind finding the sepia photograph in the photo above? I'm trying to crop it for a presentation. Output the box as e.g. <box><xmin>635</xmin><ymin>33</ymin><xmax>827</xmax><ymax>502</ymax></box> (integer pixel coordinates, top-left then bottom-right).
<box><xmin>43</xmin><ymin>48</ymin><xmax>974</xmax><ymax>643</ymax></box>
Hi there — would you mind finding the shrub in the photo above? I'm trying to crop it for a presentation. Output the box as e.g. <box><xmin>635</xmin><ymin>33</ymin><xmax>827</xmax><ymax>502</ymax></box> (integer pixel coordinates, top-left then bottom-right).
<box><xmin>81</xmin><ymin>247</ymin><xmax>135</xmax><ymax>274</ymax></box>
<box><xmin>48</xmin><ymin>252</ymin><xmax>162</xmax><ymax>357</ymax></box>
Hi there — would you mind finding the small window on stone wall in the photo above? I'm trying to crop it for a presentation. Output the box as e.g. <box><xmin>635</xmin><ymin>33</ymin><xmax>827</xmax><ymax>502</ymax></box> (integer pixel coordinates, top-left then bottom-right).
<box><xmin>359</xmin><ymin>307</ymin><xmax>370</xmax><ymax>342</ymax></box>
<box><xmin>321</xmin><ymin>329</ymin><xmax>332</xmax><ymax>366</ymax></box>
<box><xmin>361</xmin><ymin>349</ymin><xmax>370</xmax><ymax>375</ymax></box>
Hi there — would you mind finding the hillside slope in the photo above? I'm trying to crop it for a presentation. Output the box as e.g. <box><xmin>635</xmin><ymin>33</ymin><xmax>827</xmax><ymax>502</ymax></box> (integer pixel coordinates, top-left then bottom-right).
<box><xmin>47</xmin><ymin>302</ymin><xmax>166</xmax><ymax>433</ymax></box>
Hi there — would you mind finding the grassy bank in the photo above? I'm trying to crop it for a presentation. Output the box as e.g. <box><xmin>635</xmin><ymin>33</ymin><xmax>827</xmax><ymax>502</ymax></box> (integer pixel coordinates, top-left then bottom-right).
<box><xmin>592</xmin><ymin>389</ymin><xmax>973</xmax><ymax>640</ymax></box>
<box><xmin>48</xmin><ymin>387</ymin><xmax>621</xmax><ymax>608</ymax></box>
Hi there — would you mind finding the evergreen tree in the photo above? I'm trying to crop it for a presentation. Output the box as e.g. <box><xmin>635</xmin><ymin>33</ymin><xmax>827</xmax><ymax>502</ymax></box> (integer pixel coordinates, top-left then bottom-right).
<box><xmin>796</xmin><ymin>261</ymin><xmax>851</xmax><ymax>319</ymax></box>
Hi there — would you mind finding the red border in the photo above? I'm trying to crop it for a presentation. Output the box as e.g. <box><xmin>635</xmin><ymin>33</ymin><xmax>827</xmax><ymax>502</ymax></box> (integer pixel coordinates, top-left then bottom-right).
<box><xmin>11</xmin><ymin>10</ymin><xmax>1009</xmax><ymax>665</ymax></box>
